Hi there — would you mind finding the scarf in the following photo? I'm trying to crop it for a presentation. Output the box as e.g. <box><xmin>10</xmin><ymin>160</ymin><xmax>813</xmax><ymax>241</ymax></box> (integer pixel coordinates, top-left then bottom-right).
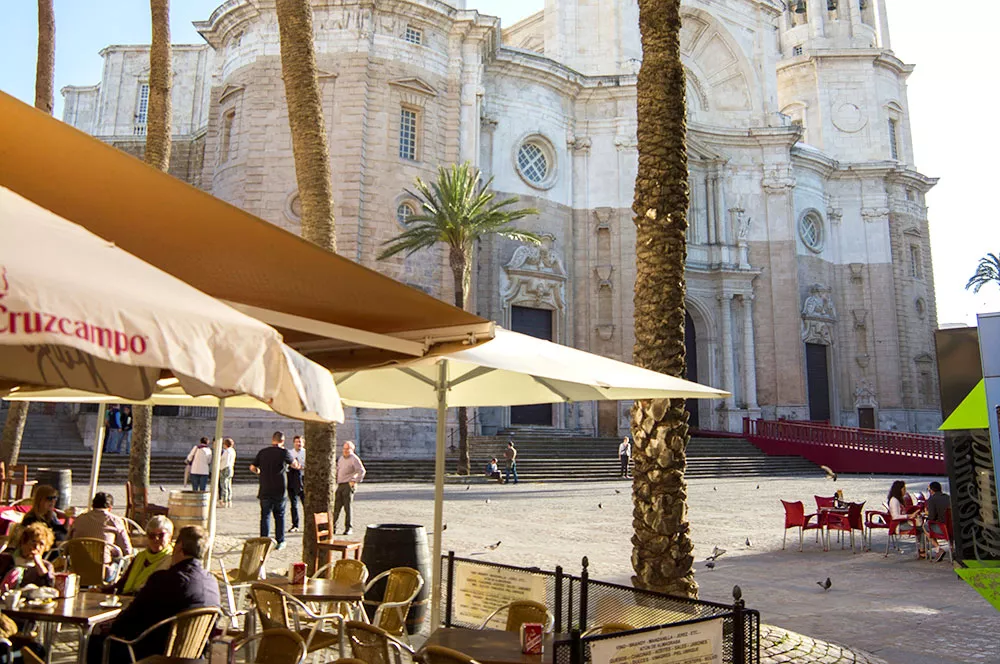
<box><xmin>122</xmin><ymin>545</ymin><xmax>173</xmax><ymax>595</ymax></box>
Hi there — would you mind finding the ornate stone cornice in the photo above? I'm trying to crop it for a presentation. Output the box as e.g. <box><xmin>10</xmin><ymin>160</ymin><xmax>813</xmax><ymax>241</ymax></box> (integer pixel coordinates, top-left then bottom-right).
<box><xmin>861</xmin><ymin>207</ymin><xmax>890</xmax><ymax>224</ymax></box>
<box><xmin>762</xmin><ymin>165</ymin><xmax>796</xmax><ymax>194</ymax></box>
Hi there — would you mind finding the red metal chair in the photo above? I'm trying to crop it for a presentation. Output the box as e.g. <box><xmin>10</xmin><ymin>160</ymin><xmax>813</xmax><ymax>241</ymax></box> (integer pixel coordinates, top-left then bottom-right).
<box><xmin>884</xmin><ymin>511</ymin><xmax>921</xmax><ymax>557</ymax></box>
<box><xmin>780</xmin><ymin>500</ymin><xmax>825</xmax><ymax>552</ymax></box>
<box><xmin>863</xmin><ymin>508</ymin><xmax>890</xmax><ymax>551</ymax></box>
<box><xmin>925</xmin><ymin>507</ymin><xmax>953</xmax><ymax>563</ymax></box>
<box><xmin>825</xmin><ymin>502</ymin><xmax>865</xmax><ymax>552</ymax></box>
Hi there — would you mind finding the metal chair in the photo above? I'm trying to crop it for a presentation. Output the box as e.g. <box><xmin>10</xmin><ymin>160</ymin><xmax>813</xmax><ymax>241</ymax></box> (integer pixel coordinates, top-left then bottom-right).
<box><xmin>926</xmin><ymin>507</ymin><xmax>954</xmax><ymax>563</ymax></box>
<box><xmin>825</xmin><ymin>501</ymin><xmax>866</xmax><ymax>551</ymax></box>
<box><xmin>581</xmin><ymin>623</ymin><xmax>635</xmax><ymax>637</ymax></box>
<box><xmin>344</xmin><ymin>621</ymin><xmax>413</xmax><ymax>664</ymax></box>
<box><xmin>314</xmin><ymin>558</ymin><xmax>369</xmax><ymax>620</ymax></box>
<box><xmin>418</xmin><ymin>645</ymin><xmax>483</xmax><ymax>664</ymax></box>
<box><xmin>216</xmin><ymin>537</ymin><xmax>276</xmax><ymax>585</ymax></box>
<box><xmin>233</xmin><ymin>628</ymin><xmax>308</xmax><ymax>664</ymax></box>
<box><xmin>250</xmin><ymin>582</ymin><xmax>345</xmax><ymax>657</ymax></box>
<box><xmin>363</xmin><ymin>567</ymin><xmax>423</xmax><ymax>645</ymax></box>
<box><xmin>477</xmin><ymin>600</ymin><xmax>554</xmax><ymax>633</ymax></box>
<box><xmin>64</xmin><ymin>537</ymin><xmax>125</xmax><ymax>587</ymax></box>
<box><xmin>780</xmin><ymin>500</ymin><xmax>825</xmax><ymax>552</ymax></box>
<box><xmin>102</xmin><ymin>606</ymin><xmax>220</xmax><ymax>663</ymax></box>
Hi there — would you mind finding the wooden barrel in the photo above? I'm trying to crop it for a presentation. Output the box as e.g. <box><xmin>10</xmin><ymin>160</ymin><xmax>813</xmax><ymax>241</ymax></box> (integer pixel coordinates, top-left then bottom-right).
<box><xmin>167</xmin><ymin>490</ymin><xmax>210</xmax><ymax>533</ymax></box>
<box><xmin>34</xmin><ymin>469</ymin><xmax>71</xmax><ymax>510</ymax></box>
<box><xmin>361</xmin><ymin>524</ymin><xmax>431</xmax><ymax>635</ymax></box>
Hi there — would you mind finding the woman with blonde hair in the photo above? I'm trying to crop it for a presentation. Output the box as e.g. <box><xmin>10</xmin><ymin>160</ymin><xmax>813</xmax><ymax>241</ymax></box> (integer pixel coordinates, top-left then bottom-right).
<box><xmin>0</xmin><ymin>522</ymin><xmax>55</xmax><ymax>589</ymax></box>
<box><xmin>21</xmin><ymin>485</ymin><xmax>68</xmax><ymax>544</ymax></box>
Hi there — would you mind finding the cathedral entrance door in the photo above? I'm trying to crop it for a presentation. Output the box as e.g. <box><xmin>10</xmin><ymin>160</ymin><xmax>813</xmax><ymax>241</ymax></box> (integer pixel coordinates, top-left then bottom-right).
<box><xmin>510</xmin><ymin>306</ymin><xmax>554</xmax><ymax>426</ymax></box>
<box><xmin>858</xmin><ymin>407</ymin><xmax>875</xmax><ymax>429</ymax></box>
<box><xmin>684</xmin><ymin>312</ymin><xmax>700</xmax><ymax>429</ymax></box>
<box><xmin>805</xmin><ymin>343</ymin><xmax>831</xmax><ymax>422</ymax></box>
<box><xmin>597</xmin><ymin>402</ymin><xmax>618</xmax><ymax>437</ymax></box>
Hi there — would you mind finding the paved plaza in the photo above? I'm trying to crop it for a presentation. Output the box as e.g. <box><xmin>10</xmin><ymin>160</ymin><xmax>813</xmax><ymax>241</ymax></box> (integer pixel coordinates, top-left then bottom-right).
<box><xmin>76</xmin><ymin>472</ymin><xmax>997</xmax><ymax>663</ymax></box>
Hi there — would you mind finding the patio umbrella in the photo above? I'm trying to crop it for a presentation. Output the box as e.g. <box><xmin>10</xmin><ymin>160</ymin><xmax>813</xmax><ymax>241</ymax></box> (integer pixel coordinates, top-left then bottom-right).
<box><xmin>333</xmin><ymin>328</ymin><xmax>729</xmax><ymax>626</ymax></box>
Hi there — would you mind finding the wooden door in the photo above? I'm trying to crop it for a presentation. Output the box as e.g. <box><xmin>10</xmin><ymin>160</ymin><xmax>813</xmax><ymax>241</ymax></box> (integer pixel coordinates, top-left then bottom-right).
<box><xmin>510</xmin><ymin>306</ymin><xmax>554</xmax><ymax>426</ymax></box>
<box><xmin>805</xmin><ymin>343</ymin><xmax>831</xmax><ymax>422</ymax></box>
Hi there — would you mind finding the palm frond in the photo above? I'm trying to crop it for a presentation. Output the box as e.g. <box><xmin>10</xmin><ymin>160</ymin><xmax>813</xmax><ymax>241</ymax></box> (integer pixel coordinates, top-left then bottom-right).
<box><xmin>966</xmin><ymin>252</ymin><xmax>1000</xmax><ymax>293</ymax></box>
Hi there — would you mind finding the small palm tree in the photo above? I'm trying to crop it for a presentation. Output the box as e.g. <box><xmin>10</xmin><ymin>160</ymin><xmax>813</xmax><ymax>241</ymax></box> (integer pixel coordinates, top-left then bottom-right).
<box><xmin>378</xmin><ymin>162</ymin><xmax>541</xmax><ymax>474</ymax></box>
<box><xmin>966</xmin><ymin>253</ymin><xmax>1000</xmax><ymax>294</ymax></box>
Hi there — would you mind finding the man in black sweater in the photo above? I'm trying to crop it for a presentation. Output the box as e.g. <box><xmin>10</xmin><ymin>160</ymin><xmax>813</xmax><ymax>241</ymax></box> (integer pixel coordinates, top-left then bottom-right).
<box><xmin>924</xmin><ymin>481</ymin><xmax>951</xmax><ymax>562</ymax></box>
<box><xmin>88</xmin><ymin>526</ymin><xmax>220</xmax><ymax>663</ymax></box>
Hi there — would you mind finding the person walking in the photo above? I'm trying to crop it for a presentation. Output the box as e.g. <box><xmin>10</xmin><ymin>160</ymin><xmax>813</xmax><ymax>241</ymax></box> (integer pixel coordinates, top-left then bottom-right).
<box><xmin>118</xmin><ymin>405</ymin><xmax>133</xmax><ymax>455</ymax></box>
<box><xmin>218</xmin><ymin>438</ymin><xmax>236</xmax><ymax>508</ymax></box>
<box><xmin>185</xmin><ymin>438</ymin><xmax>213</xmax><ymax>492</ymax></box>
<box><xmin>249</xmin><ymin>432</ymin><xmax>299</xmax><ymax>550</ymax></box>
<box><xmin>503</xmin><ymin>440</ymin><xmax>518</xmax><ymax>485</ymax></box>
<box><xmin>287</xmin><ymin>435</ymin><xmax>306</xmax><ymax>532</ymax></box>
<box><xmin>332</xmin><ymin>441</ymin><xmax>366</xmax><ymax>536</ymax></box>
<box><xmin>618</xmin><ymin>436</ymin><xmax>632</xmax><ymax>478</ymax></box>
<box><xmin>105</xmin><ymin>405</ymin><xmax>122</xmax><ymax>454</ymax></box>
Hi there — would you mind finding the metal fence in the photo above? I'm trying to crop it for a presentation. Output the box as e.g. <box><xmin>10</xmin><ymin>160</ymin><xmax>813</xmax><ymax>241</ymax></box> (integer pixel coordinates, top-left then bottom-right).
<box><xmin>439</xmin><ymin>552</ymin><xmax>759</xmax><ymax>664</ymax></box>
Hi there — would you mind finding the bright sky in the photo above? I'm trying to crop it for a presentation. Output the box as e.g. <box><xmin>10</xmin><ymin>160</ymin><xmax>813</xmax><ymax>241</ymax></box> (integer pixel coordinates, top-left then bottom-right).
<box><xmin>1</xmin><ymin>0</ymin><xmax>996</xmax><ymax>327</ymax></box>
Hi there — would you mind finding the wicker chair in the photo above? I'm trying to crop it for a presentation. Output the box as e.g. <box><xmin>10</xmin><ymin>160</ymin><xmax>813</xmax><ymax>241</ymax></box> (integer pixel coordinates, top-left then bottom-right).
<box><xmin>313</xmin><ymin>558</ymin><xmax>369</xmax><ymax>620</ymax></box>
<box><xmin>344</xmin><ymin>621</ymin><xmax>413</xmax><ymax>664</ymax></box>
<box><xmin>102</xmin><ymin>606</ymin><xmax>220</xmax><ymax>663</ymax></box>
<box><xmin>581</xmin><ymin>623</ymin><xmax>635</xmax><ymax>637</ymax></box>
<box><xmin>363</xmin><ymin>567</ymin><xmax>423</xmax><ymax>645</ymax></box>
<box><xmin>250</xmin><ymin>582</ymin><xmax>345</xmax><ymax>658</ymax></box>
<box><xmin>64</xmin><ymin>538</ymin><xmax>125</xmax><ymax>587</ymax></box>
<box><xmin>233</xmin><ymin>628</ymin><xmax>308</xmax><ymax>664</ymax></box>
<box><xmin>478</xmin><ymin>600</ymin><xmax>554</xmax><ymax>633</ymax></box>
<box><xmin>418</xmin><ymin>645</ymin><xmax>483</xmax><ymax>664</ymax></box>
<box><xmin>216</xmin><ymin>537</ymin><xmax>276</xmax><ymax>585</ymax></box>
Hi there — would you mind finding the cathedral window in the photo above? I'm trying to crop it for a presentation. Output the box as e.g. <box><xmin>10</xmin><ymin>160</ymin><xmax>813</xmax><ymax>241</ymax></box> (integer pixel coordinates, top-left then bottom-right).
<box><xmin>888</xmin><ymin>118</ymin><xmax>899</xmax><ymax>160</ymax></box>
<box><xmin>133</xmin><ymin>83</ymin><xmax>149</xmax><ymax>136</ymax></box>
<box><xmin>514</xmin><ymin>136</ymin><xmax>557</xmax><ymax>189</ymax></box>
<box><xmin>798</xmin><ymin>211</ymin><xmax>825</xmax><ymax>253</ymax></box>
<box><xmin>909</xmin><ymin>244</ymin><xmax>923</xmax><ymax>279</ymax></box>
<box><xmin>220</xmin><ymin>109</ymin><xmax>236</xmax><ymax>163</ymax></box>
<box><xmin>396</xmin><ymin>201</ymin><xmax>416</xmax><ymax>225</ymax></box>
<box><xmin>404</xmin><ymin>25</ymin><xmax>423</xmax><ymax>45</ymax></box>
<box><xmin>792</xmin><ymin>45</ymin><xmax>803</xmax><ymax>56</ymax></box>
<box><xmin>399</xmin><ymin>107</ymin><xmax>419</xmax><ymax>161</ymax></box>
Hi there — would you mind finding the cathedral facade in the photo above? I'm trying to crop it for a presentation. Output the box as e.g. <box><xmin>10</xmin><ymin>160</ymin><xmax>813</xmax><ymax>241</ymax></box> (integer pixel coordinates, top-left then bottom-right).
<box><xmin>62</xmin><ymin>0</ymin><xmax>941</xmax><ymax>454</ymax></box>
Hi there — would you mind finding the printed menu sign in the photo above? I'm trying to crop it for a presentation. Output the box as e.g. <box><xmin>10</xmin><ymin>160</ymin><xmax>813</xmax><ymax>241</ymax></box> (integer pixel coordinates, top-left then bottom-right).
<box><xmin>589</xmin><ymin>619</ymin><xmax>723</xmax><ymax>664</ymax></box>
<box><xmin>452</xmin><ymin>562</ymin><xmax>547</xmax><ymax>625</ymax></box>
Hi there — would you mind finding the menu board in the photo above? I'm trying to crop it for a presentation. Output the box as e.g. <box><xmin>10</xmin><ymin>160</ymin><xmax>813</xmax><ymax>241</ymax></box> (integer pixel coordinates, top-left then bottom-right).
<box><xmin>452</xmin><ymin>562</ymin><xmax>547</xmax><ymax>625</ymax></box>
<box><xmin>589</xmin><ymin>619</ymin><xmax>723</xmax><ymax>664</ymax></box>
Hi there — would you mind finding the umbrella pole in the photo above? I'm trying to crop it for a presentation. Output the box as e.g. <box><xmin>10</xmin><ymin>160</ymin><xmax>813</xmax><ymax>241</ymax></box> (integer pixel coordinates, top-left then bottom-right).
<box><xmin>206</xmin><ymin>399</ymin><xmax>226</xmax><ymax>561</ymax></box>
<box><xmin>87</xmin><ymin>403</ymin><xmax>107</xmax><ymax>507</ymax></box>
<box><xmin>430</xmin><ymin>359</ymin><xmax>448</xmax><ymax>629</ymax></box>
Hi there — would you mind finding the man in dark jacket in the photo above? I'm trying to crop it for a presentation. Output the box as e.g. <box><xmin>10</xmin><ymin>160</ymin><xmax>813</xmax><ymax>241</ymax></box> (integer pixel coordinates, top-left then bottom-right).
<box><xmin>924</xmin><ymin>481</ymin><xmax>951</xmax><ymax>562</ymax></box>
<box><xmin>88</xmin><ymin>526</ymin><xmax>220</xmax><ymax>663</ymax></box>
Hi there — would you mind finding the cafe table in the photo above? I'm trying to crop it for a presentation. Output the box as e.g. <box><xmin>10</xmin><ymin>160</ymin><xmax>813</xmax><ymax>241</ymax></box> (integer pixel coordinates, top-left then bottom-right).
<box><xmin>134</xmin><ymin>658</ymin><xmax>204</xmax><ymax>664</ymax></box>
<box><xmin>422</xmin><ymin>627</ymin><xmax>564</xmax><ymax>664</ymax></box>
<box><xmin>3</xmin><ymin>591</ymin><xmax>129</xmax><ymax>664</ymax></box>
<box><xmin>263</xmin><ymin>577</ymin><xmax>365</xmax><ymax>603</ymax></box>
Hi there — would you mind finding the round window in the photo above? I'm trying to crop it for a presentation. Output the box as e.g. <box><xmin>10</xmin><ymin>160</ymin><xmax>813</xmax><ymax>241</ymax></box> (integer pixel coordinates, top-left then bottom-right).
<box><xmin>798</xmin><ymin>211</ymin><xmax>824</xmax><ymax>253</ymax></box>
<box><xmin>396</xmin><ymin>202</ymin><xmax>416</xmax><ymax>225</ymax></box>
<box><xmin>514</xmin><ymin>136</ymin><xmax>556</xmax><ymax>189</ymax></box>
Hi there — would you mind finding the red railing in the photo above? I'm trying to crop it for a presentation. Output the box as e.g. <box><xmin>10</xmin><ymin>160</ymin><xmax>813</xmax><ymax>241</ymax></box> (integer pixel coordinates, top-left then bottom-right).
<box><xmin>743</xmin><ymin>418</ymin><xmax>945</xmax><ymax>475</ymax></box>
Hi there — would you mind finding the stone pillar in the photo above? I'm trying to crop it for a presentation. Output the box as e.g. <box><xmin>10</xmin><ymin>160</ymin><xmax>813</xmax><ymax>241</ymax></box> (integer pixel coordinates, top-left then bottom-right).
<box><xmin>807</xmin><ymin>0</ymin><xmax>826</xmax><ymax>37</ymax></box>
<box><xmin>876</xmin><ymin>0</ymin><xmax>892</xmax><ymax>49</ymax></box>
<box><xmin>742</xmin><ymin>294</ymin><xmax>759</xmax><ymax>409</ymax></box>
<box><xmin>705</xmin><ymin>174</ymin><xmax>717</xmax><ymax>245</ymax></box>
<box><xmin>458</xmin><ymin>39</ymin><xmax>481</xmax><ymax>164</ymax></box>
<box><xmin>719</xmin><ymin>294</ymin><xmax>736</xmax><ymax>409</ymax></box>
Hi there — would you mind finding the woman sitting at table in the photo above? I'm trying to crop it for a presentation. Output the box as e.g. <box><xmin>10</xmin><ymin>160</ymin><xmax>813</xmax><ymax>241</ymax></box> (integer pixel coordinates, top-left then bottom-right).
<box><xmin>20</xmin><ymin>485</ymin><xmax>69</xmax><ymax>547</ymax></box>
<box><xmin>887</xmin><ymin>480</ymin><xmax>925</xmax><ymax>558</ymax></box>
<box><xmin>0</xmin><ymin>522</ymin><xmax>56</xmax><ymax>589</ymax></box>
<box><xmin>106</xmin><ymin>516</ymin><xmax>174</xmax><ymax>596</ymax></box>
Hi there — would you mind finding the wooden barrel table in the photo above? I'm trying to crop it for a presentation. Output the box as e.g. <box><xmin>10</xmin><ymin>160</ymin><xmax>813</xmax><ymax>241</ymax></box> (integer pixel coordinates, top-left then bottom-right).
<box><xmin>361</xmin><ymin>523</ymin><xmax>431</xmax><ymax>635</ymax></box>
<box><xmin>167</xmin><ymin>490</ymin><xmax>210</xmax><ymax>533</ymax></box>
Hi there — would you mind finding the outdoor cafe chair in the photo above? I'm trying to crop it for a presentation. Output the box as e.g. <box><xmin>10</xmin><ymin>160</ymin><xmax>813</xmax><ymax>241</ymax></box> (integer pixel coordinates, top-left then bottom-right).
<box><xmin>344</xmin><ymin>621</ymin><xmax>414</xmax><ymax>664</ymax></box>
<box><xmin>925</xmin><ymin>507</ymin><xmax>954</xmax><ymax>563</ymax></box>
<box><xmin>825</xmin><ymin>501</ymin><xmax>865</xmax><ymax>552</ymax></box>
<box><xmin>102</xmin><ymin>606</ymin><xmax>220</xmax><ymax>663</ymax></box>
<box><xmin>232</xmin><ymin>628</ymin><xmax>308</xmax><ymax>664</ymax></box>
<box><xmin>884</xmin><ymin>509</ymin><xmax>922</xmax><ymax>558</ymax></box>
<box><xmin>314</xmin><ymin>558</ymin><xmax>369</xmax><ymax>619</ymax></box>
<box><xmin>780</xmin><ymin>500</ymin><xmax>825</xmax><ymax>552</ymax></box>
<box><xmin>863</xmin><ymin>508</ymin><xmax>890</xmax><ymax>551</ymax></box>
<box><xmin>582</xmin><ymin>623</ymin><xmax>635</xmax><ymax>637</ymax></box>
<box><xmin>216</xmin><ymin>537</ymin><xmax>276</xmax><ymax>585</ymax></box>
<box><xmin>418</xmin><ymin>645</ymin><xmax>482</xmax><ymax>664</ymax></box>
<box><xmin>250</xmin><ymin>581</ymin><xmax>346</xmax><ymax>658</ymax></box>
<box><xmin>363</xmin><ymin>567</ymin><xmax>423</xmax><ymax>646</ymax></box>
<box><xmin>478</xmin><ymin>600</ymin><xmax>554</xmax><ymax>634</ymax></box>
<box><xmin>124</xmin><ymin>480</ymin><xmax>169</xmax><ymax>526</ymax></box>
<box><xmin>64</xmin><ymin>537</ymin><xmax>126</xmax><ymax>587</ymax></box>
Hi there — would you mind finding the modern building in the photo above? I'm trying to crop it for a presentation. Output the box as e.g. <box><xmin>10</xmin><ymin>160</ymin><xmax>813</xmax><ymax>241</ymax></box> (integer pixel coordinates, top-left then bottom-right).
<box><xmin>60</xmin><ymin>0</ymin><xmax>941</xmax><ymax>456</ymax></box>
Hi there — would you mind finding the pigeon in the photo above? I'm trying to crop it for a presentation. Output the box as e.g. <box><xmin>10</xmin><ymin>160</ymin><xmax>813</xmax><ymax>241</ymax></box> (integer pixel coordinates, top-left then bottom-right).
<box><xmin>745</xmin><ymin>537</ymin><xmax>752</xmax><ymax>547</ymax></box>
<box><xmin>817</xmin><ymin>577</ymin><xmax>832</xmax><ymax>591</ymax></box>
<box><xmin>733</xmin><ymin>585</ymin><xmax>742</xmax><ymax>602</ymax></box>
<box><xmin>485</xmin><ymin>498</ymin><xmax>491</xmax><ymax>504</ymax></box>
<box><xmin>486</xmin><ymin>541</ymin><xmax>502</xmax><ymax>550</ymax></box>
<box><xmin>442</xmin><ymin>524</ymin><xmax>448</xmax><ymax>532</ymax></box>
<box><xmin>465</xmin><ymin>486</ymin><xmax>471</xmax><ymax>491</ymax></box>
<box><xmin>706</xmin><ymin>561</ymin><xmax>715</xmax><ymax>570</ymax></box>
<box><xmin>820</xmin><ymin>465</ymin><xmax>838</xmax><ymax>482</ymax></box>
<box><xmin>706</xmin><ymin>546</ymin><xmax>726</xmax><ymax>562</ymax></box>
<box><xmin>159</xmin><ymin>485</ymin><xmax>165</xmax><ymax>493</ymax></box>
<box><xmin>756</xmin><ymin>484</ymin><xmax>760</xmax><ymax>490</ymax></box>
<box><xmin>615</xmin><ymin>489</ymin><xmax>622</xmax><ymax>494</ymax></box>
<box><xmin>598</xmin><ymin>503</ymin><xmax>603</xmax><ymax>509</ymax></box>
<box><xmin>713</xmin><ymin>487</ymin><xmax>717</xmax><ymax>491</ymax></box>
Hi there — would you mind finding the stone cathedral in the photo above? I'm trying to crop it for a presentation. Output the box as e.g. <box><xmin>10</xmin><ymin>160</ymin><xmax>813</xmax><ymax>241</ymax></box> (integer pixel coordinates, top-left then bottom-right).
<box><xmin>61</xmin><ymin>0</ymin><xmax>941</xmax><ymax>455</ymax></box>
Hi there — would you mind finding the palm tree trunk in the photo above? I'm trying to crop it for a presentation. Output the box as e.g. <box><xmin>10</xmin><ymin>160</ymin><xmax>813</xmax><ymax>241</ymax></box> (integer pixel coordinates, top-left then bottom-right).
<box><xmin>1</xmin><ymin>0</ymin><xmax>56</xmax><ymax>468</ymax></box>
<box><xmin>132</xmin><ymin>0</ymin><xmax>173</xmax><ymax>494</ymax></box>
<box><xmin>449</xmin><ymin>246</ymin><xmax>471</xmax><ymax>475</ymax></box>
<box><xmin>275</xmin><ymin>0</ymin><xmax>337</xmax><ymax>572</ymax></box>
<box><xmin>630</xmin><ymin>0</ymin><xmax>697</xmax><ymax>598</ymax></box>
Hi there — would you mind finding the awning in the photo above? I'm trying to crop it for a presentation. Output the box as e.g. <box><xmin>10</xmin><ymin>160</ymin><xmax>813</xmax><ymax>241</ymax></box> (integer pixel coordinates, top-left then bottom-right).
<box><xmin>0</xmin><ymin>92</ymin><xmax>493</xmax><ymax>369</ymax></box>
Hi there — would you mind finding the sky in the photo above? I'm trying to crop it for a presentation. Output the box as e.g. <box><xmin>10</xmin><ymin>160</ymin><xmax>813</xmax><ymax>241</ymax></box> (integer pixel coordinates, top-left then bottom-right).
<box><xmin>1</xmin><ymin>0</ymin><xmax>997</xmax><ymax>327</ymax></box>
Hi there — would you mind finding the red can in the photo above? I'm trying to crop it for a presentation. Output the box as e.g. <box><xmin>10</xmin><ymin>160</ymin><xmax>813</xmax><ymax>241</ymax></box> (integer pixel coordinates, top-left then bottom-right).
<box><xmin>291</xmin><ymin>562</ymin><xmax>307</xmax><ymax>584</ymax></box>
<box><xmin>520</xmin><ymin>623</ymin><xmax>544</xmax><ymax>655</ymax></box>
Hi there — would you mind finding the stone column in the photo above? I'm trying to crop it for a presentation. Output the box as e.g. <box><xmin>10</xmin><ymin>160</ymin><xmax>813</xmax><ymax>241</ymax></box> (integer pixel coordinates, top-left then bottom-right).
<box><xmin>458</xmin><ymin>39</ymin><xmax>481</xmax><ymax>164</ymax></box>
<box><xmin>876</xmin><ymin>0</ymin><xmax>892</xmax><ymax>49</ymax></box>
<box><xmin>719</xmin><ymin>294</ymin><xmax>736</xmax><ymax>409</ymax></box>
<box><xmin>742</xmin><ymin>294</ymin><xmax>759</xmax><ymax>409</ymax></box>
<box><xmin>807</xmin><ymin>0</ymin><xmax>826</xmax><ymax>37</ymax></box>
<box><xmin>705</xmin><ymin>174</ymin><xmax>716</xmax><ymax>245</ymax></box>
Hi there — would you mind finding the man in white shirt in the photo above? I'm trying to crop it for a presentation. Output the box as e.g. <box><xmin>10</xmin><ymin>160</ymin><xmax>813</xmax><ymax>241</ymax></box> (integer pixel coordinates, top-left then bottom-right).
<box><xmin>332</xmin><ymin>441</ymin><xmax>366</xmax><ymax>536</ymax></box>
<box><xmin>219</xmin><ymin>438</ymin><xmax>237</xmax><ymax>508</ymax></box>
<box><xmin>618</xmin><ymin>436</ymin><xmax>632</xmax><ymax>478</ymax></box>
<box><xmin>287</xmin><ymin>436</ymin><xmax>306</xmax><ymax>532</ymax></box>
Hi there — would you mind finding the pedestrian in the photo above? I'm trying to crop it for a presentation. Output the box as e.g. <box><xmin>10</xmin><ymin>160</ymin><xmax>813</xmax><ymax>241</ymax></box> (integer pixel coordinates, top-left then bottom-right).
<box><xmin>618</xmin><ymin>436</ymin><xmax>631</xmax><ymax>478</ymax></box>
<box><xmin>218</xmin><ymin>438</ymin><xmax>236</xmax><ymax>508</ymax></box>
<box><xmin>105</xmin><ymin>405</ymin><xmax>122</xmax><ymax>454</ymax></box>
<box><xmin>119</xmin><ymin>405</ymin><xmax>133</xmax><ymax>455</ymax></box>
<box><xmin>287</xmin><ymin>435</ymin><xmax>306</xmax><ymax>533</ymax></box>
<box><xmin>503</xmin><ymin>440</ymin><xmax>518</xmax><ymax>485</ymax></box>
<box><xmin>249</xmin><ymin>431</ymin><xmax>299</xmax><ymax>550</ymax></box>
<box><xmin>332</xmin><ymin>441</ymin><xmax>366</xmax><ymax>536</ymax></box>
<box><xmin>185</xmin><ymin>438</ymin><xmax>212</xmax><ymax>492</ymax></box>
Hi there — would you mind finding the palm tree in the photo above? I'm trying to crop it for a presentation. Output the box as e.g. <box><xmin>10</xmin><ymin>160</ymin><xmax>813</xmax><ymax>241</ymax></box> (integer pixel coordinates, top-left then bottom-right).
<box><xmin>966</xmin><ymin>253</ymin><xmax>1000</xmax><ymax>294</ymax></box>
<box><xmin>629</xmin><ymin>0</ymin><xmax>698</xmax><ymax>598</ymax></box>
<box><xmin>130</xmin><ymin>0</ymin><xmax>173</xmax><ymax>494</ymax></box>
<box><xmin>1</xmin><ymin>0</ymin><xmax>55</xmax><ymax>468</ymax></box>
<box><xmin>275</xmin><ymin>0</ymin><xmax>337</xmax><ymax>571</ymax></box>
<box><xmin>378</xmin><ymin>163</ymin><xmax>540</xmax><ymax>474</ymax></box>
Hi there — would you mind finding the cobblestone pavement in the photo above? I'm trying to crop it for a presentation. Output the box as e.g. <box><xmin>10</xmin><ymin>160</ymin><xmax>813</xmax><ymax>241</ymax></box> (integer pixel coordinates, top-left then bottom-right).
<box><xmin>70</xmin><ymin>472</ymin><xmax>998</xmax><ymax>663</ymax></box>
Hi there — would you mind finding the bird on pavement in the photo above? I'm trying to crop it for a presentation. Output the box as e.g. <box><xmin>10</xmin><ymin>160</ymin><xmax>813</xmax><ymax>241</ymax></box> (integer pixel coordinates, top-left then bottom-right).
<box><xmin>465</xmin><ymin>486</ymin><xmax>471</xmax><ymax>491</ymax></box>
<box><xmin>820</xmin><ymin>465</ymin><xmax>838</xmax><ymax>482</ymax></box>
<box><xmin>485</xmin><ymin>498</ymin><xmax>491</xmax><ymax>504</ymax></box>
<box><xmin>706</xmin><ymin>561</ymin><xmax>716</xmax><ymax>570</ymax></box>
<box><xmin>745</xmin><ymin>537</ymin><xmax>752</xmax><ymax>547</ymax></box>
<box><xmin>733</xmin><ymin>585</ymin><xmax>742</xmax><ymax>602</ymax></box>
<box><xmin>817</xmin><ymin>577</ymin><xmax>832</xmax><ymax>591</ymax></box>
<box><xmin>707</xmin><ymin>546</ymin><xmax>726</xmax><ymax>562</ymax></box>
<box><xmin>486</xmin><ymin>541</ymin><xmax>502</xmax><ymax>550</ymax></box>
<box><xmin>615</xmin><ymin>489</ymin><xmax>621</xmax><ymax>494</ymax></box>
<box><xmin>598</xmin><ymin>503</ymin><xmax>603</xmax><ymax>509</ymax></box>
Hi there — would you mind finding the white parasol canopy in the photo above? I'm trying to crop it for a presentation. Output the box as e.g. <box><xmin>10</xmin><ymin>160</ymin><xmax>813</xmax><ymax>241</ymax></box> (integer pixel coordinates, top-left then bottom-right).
<box><xmin>334</xmin><ymin>328</ymin><xmax>728</xmax><ymax>627</ymax></box>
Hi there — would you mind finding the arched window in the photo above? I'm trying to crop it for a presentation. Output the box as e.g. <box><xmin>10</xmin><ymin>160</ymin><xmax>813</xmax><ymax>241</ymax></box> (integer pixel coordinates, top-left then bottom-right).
<box><xmin>396</xmin><ymin>201</ymin><xmax>416</xmax><ymax>225</ymax></box>
<box><xmin>798</xmin><ymin>210</ymin><xmax>825</xmax><ymax>253</ymax></box>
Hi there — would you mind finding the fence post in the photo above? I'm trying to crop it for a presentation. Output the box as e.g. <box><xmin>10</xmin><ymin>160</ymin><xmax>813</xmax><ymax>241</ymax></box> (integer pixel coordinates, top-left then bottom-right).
<box><xmin>554</xmin><ymin>565</ymin><xmax>564</xmax><ymax>633</ymax></box>
<box><xmin>570</xmin><ymin>629</ymin><xmax>583</xmax><ymax>664</ymax></box>
<box><xmin>732</xmin><ymin>597</ymin><xmax>746</xmax><ymax>664</ymax></box>
<box><xmin>579</xmin><ymin>556</ymin><xmax>589</xmax><ymax>632</ymax></box>
<box><xmin>444</xmin><ymin>550</ymin><xmax>455</xmax><ymax>627</ymax></box>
